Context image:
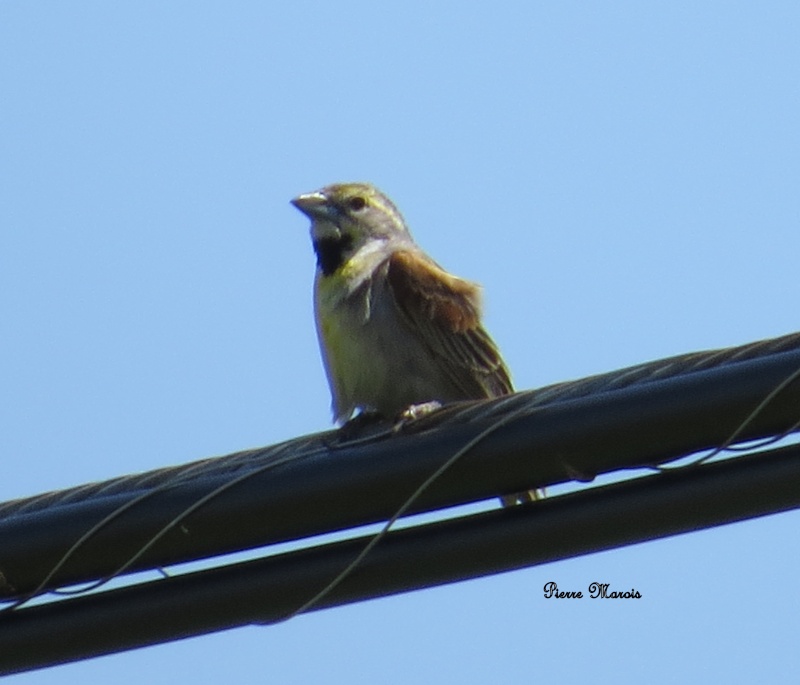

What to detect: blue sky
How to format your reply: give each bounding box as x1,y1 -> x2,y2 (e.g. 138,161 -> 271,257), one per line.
2,1 -> 799,681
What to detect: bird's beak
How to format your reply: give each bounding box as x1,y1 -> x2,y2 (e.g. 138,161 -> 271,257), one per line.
291,191 -> 332,220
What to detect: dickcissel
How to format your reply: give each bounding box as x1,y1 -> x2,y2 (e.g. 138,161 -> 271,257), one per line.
291,182 -> 513,425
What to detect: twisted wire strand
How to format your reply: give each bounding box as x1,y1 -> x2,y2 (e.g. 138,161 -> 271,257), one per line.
2,330 -> 799,522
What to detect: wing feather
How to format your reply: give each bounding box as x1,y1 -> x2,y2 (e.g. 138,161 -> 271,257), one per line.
386,249 -> 513,398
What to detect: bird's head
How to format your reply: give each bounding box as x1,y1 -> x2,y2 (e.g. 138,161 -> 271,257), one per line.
292,182 -> 411,276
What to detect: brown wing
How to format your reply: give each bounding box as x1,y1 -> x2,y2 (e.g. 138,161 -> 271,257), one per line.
386,249 -> 513,398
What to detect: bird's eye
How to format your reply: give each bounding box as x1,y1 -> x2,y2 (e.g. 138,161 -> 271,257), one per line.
348,196 -> 367,211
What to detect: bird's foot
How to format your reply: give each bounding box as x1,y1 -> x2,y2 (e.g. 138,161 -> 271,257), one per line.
393,401 -> 444,432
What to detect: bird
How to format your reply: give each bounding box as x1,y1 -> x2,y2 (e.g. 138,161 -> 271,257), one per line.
291,182 -> 513,426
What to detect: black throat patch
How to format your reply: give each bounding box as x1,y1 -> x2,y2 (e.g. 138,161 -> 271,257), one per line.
313,235 -> 353,276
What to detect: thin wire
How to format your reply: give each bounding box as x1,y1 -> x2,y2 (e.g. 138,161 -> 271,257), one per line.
272,402 -> 531,623
1,462 -> 210,612
652,363 -> 800,472
0,424 -> 401,612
